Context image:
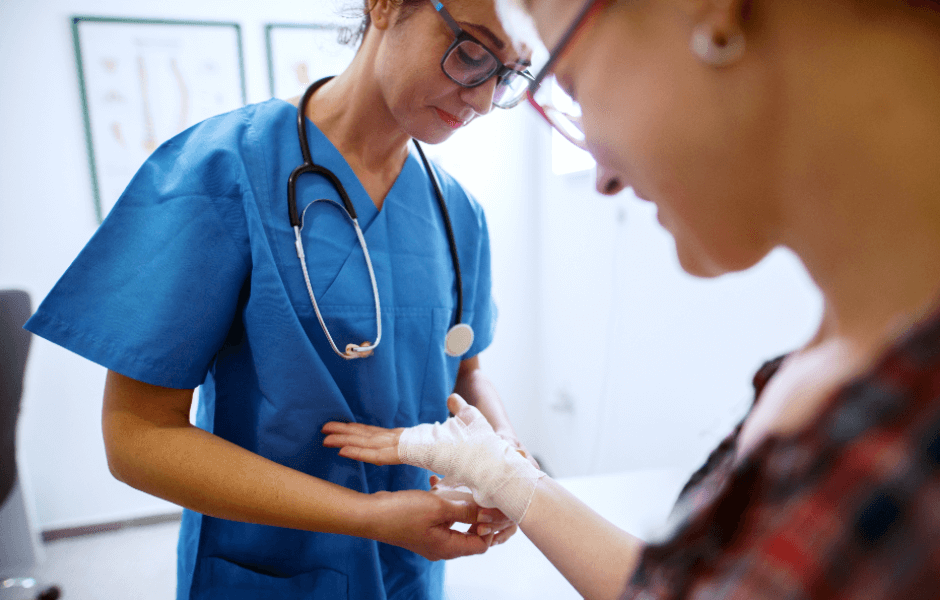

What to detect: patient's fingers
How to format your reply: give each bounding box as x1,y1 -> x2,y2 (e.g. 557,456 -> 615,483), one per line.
446,393 -> 468,414
322,423 -> 402,448
321,421 -> 403,437
322,430 -> 399,449
322,421 -> 403,465
336,445 -> 401,466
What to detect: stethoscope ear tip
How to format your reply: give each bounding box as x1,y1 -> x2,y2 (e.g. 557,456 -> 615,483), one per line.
444,324 -> 474,357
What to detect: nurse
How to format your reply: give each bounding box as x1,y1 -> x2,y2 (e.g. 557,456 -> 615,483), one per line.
25,0 -> 535,598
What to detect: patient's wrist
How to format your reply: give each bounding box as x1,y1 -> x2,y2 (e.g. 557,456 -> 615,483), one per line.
398,414 -> 545,523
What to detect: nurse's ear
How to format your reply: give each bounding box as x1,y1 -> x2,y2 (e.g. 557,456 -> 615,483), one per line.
368,0 -> 396,31
685,0 -> 752,67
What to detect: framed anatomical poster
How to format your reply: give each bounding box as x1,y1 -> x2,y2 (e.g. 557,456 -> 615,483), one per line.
265,23 -> 356,101
72,16 -> 246,221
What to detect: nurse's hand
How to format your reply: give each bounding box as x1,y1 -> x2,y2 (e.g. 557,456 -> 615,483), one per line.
429,475 -> 518,546
368,489 -> 491,560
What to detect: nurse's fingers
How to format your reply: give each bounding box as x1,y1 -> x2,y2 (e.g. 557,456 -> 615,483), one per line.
475,507 -> 513,539
491,522 -> 518,546
435,528 -> 491,559
476,507 -> 512,528
432,496 -> 492,557
439,494 -> 479,526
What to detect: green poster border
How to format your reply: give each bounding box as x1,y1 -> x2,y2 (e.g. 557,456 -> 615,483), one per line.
263,23 -> 348,99
71,16 -> 248,223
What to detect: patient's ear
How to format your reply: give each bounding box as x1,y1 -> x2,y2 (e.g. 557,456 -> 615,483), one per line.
683,0 -> 751,67
683,0 -> 751,37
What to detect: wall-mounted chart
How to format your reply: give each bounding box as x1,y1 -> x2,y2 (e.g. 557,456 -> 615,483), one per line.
72,17 -> 246,222
265,23 -> 357,100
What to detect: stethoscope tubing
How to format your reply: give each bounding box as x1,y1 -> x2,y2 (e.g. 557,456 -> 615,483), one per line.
412,140 -> 463,324
293,204 -> 382,359
289,77 -> 470,360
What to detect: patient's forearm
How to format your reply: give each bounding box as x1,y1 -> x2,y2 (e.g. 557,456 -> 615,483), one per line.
520,477 -> 644,600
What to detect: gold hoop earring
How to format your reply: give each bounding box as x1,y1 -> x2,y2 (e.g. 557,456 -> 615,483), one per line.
690,24 -> 745,67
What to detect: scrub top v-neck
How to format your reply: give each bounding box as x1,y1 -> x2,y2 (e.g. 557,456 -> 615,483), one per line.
25,98 -> 497,600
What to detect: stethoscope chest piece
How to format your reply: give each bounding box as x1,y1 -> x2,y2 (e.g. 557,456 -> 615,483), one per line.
444,323 -> 474,357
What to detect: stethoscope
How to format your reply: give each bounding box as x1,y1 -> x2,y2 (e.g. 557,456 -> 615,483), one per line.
288,77 -> 474,360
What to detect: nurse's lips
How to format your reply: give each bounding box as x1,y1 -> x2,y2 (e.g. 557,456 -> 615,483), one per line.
435,108 -> 466,129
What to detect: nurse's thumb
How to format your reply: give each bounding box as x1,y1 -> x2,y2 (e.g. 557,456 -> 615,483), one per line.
441,496 -> 476,525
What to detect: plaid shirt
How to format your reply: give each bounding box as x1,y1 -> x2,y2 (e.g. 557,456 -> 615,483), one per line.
624,308 -> 940,600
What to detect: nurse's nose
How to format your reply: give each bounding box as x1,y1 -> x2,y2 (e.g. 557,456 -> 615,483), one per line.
596,165 -> 626,196
459,77 -> 497,116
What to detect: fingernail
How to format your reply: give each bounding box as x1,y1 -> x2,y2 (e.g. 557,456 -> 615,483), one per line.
478,526 -> 491,536
477,514 -> 493,523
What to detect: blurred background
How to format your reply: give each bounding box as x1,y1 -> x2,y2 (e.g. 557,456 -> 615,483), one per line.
0,0 -> 822,596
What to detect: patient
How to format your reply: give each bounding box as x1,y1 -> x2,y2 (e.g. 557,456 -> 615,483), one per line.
324,0 -> 940,598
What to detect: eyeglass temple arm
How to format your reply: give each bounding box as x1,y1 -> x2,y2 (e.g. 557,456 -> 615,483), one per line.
526,90 -> 550,120
431,1 -> 462,36
531,0 -> 606,91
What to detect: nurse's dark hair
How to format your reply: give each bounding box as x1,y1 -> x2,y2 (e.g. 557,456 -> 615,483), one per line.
340,0 -> 428,46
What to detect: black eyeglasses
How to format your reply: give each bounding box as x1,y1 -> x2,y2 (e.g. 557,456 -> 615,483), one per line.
431,0 -> 534,109
527,0 -> 610,149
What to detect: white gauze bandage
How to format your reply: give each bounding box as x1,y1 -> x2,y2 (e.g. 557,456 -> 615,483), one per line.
398,403 -> 545,524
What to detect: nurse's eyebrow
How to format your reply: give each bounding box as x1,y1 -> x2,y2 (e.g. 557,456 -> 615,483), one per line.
463,22 -> 531,68
464,23 -> 506,51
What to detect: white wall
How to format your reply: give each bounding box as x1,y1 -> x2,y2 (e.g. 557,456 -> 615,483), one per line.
533,149 -> 824,478
430,111 -> 544,460
0,0 -> 540,530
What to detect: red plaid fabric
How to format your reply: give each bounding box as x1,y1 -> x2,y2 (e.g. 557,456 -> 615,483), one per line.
624,309 -> 940,599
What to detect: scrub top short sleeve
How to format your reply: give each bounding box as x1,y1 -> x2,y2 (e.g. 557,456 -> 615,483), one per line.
26,114 -> 254,389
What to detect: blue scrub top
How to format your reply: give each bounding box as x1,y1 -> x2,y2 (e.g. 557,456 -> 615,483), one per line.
26,99 -> 497,600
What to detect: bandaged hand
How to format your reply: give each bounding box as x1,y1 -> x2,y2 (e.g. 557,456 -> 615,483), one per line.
399,395 -> 544,523
322,395 -> 545,524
